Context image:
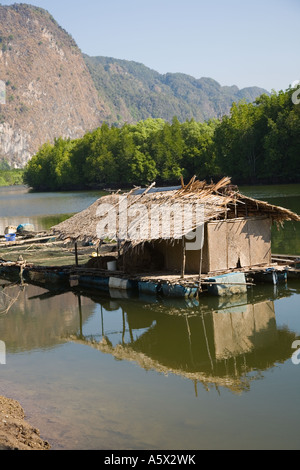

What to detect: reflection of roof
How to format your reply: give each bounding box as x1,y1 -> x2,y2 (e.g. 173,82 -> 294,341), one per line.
53,177 -> 300,244
68,335 -> 257,394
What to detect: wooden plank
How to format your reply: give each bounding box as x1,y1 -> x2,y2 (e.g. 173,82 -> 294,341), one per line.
201,281 -> 255,286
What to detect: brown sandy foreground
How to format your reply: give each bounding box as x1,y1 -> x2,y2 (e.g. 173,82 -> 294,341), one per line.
0,396 -> 50,450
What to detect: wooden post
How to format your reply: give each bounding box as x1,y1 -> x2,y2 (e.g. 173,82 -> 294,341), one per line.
97,240 -> 103,269
78,294 -> 83,338
198,248 -> 203,292
19,262 -> 25,286
101,305 -> 104,338
226,221 -> 229,270
181,237 -> 186,279
122,310 -> 126,345
198,228 -> 205,293
75,242 -> 79,267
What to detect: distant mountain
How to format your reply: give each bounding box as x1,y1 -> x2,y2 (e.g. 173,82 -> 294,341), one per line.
0,3 -> 269,168
84,55 -> 269,125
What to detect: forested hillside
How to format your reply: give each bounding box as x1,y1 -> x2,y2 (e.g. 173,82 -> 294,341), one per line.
23,87 -> 300,191
84,55 -> 268,125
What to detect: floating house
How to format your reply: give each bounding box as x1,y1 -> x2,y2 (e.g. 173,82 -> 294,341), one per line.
1,177 -> 299,299
53,177 -> 300,282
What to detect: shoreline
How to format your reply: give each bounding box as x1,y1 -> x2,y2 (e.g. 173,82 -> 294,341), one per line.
0,395 -> 50,450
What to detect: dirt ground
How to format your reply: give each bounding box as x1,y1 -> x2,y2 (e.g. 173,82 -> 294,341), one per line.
0,396 -> 50,450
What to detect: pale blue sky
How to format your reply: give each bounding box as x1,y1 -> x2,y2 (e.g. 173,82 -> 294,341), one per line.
1,0 -> 299,91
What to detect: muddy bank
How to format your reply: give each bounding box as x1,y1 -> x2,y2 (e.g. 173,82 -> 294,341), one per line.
0,396 -> 50,450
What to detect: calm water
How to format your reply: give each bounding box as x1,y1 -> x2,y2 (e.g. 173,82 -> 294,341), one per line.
0,185 -> 106,234
0,184 -> 299,450
240,184 -> 300,255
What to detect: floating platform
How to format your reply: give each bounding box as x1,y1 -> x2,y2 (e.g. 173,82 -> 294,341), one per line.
0,235 -> 298,298
0,254 -> 298,299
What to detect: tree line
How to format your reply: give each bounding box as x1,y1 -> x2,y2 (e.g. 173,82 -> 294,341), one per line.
0,159 -> 23,186
23,87 -> 300,191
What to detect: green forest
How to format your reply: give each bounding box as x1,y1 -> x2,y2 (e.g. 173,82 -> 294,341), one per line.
0,159 -> 23,186
83,55 -> 267,125
23,87 -> 300,191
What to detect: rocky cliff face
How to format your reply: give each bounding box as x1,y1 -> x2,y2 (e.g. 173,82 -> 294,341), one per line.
0,4 -> 109,167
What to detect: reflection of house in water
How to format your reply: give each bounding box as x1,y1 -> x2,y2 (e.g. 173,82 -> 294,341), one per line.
211,298 -> 278,360
1,276 -> 297,395
71,291 -> 296,395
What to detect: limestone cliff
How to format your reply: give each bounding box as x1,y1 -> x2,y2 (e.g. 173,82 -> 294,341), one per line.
0,4 -> 109,167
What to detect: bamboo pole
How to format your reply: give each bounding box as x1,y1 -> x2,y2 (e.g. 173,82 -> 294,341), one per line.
0,235 -> 55,248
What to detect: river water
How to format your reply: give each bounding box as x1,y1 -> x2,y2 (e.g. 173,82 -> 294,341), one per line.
0,184 -> 299,450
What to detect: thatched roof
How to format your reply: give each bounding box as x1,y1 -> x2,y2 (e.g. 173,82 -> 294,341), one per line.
52,177 -> 300,244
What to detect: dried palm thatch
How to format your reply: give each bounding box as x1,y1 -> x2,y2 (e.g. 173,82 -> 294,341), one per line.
52,177 -> 300,244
